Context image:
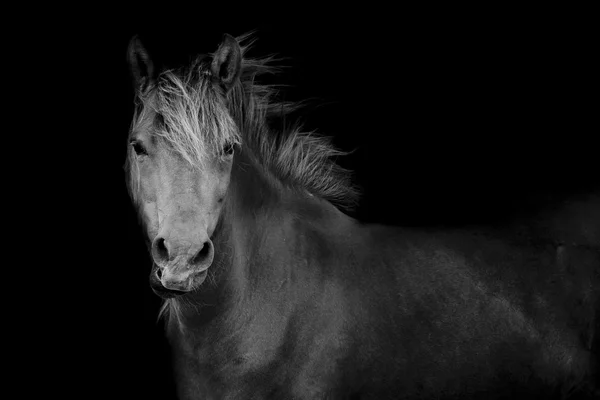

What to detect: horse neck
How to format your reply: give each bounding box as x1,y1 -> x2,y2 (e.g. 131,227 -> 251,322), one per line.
224,147 -> 293,291
223,146 -> 356,300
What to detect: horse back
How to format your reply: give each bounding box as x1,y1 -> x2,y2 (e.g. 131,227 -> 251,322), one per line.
343,223 -> 599,398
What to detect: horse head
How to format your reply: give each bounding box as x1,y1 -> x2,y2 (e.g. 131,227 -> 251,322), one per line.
126,34 -> 242,298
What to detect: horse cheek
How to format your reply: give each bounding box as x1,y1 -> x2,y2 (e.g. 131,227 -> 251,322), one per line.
138,166 -> 160,236
142,201 -> 159,237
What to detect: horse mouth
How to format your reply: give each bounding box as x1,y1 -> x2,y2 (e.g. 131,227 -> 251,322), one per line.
151,284 -> 187,299
149,266 -> 209,299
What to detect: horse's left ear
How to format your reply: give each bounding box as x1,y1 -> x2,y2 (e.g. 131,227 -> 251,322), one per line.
211,34 -> 242,92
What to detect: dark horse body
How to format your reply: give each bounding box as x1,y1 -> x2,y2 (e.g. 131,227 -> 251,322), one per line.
126,33 -> 599,399
168,175 -> 599,400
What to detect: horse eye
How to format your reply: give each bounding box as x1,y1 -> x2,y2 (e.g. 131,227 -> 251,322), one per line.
222,142 -> 235,156
130,139 -> 147,156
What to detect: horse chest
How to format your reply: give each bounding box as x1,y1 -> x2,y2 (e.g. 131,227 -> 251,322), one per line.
173,289 -> 352,398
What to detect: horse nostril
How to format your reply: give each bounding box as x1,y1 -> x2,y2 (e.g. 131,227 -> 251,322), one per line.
191,241 -> 213,266
153,237 -> 169,263
155,268 -> 162,279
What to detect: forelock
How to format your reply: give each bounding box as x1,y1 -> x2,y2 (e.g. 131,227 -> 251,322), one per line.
139,62 -> 241,167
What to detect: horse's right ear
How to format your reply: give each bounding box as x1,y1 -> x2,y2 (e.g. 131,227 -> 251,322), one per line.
127,36 -> 155,92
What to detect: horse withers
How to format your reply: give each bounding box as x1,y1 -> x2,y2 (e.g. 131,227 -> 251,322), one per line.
126,33 -> 599,399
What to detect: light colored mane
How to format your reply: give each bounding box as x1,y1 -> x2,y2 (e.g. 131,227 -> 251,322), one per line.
134,32 -> 359,210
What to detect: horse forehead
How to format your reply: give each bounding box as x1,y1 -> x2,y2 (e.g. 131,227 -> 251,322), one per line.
157,153 -> 201,189
132,93 -> 158,133
133,111 -> 154,134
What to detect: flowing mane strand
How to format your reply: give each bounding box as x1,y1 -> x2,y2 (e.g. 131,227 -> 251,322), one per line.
141,32 -> 360,211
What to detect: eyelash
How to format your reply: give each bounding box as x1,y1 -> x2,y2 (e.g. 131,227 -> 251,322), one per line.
130,139 -> 147,156
223,142 -> 235,156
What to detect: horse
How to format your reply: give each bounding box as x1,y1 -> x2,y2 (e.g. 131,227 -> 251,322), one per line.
125,32 -> 600,399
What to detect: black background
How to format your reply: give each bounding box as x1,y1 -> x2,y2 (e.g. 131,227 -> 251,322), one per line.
63,8 -> 597,399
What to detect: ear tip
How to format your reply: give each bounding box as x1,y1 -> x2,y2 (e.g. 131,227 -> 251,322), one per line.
129,34 -> 140,46
222,33 -> 238,45
128,35 -> 144,55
